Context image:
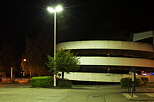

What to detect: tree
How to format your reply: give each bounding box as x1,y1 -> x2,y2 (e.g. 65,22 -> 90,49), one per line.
21,31 -> 52,76
0,42 -> 21,76
46,49 -> 80,82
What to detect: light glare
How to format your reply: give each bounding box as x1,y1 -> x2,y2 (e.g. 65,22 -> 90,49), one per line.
23,59 -> 26,62
47,7 -> 55,13
55,5 -> 63,12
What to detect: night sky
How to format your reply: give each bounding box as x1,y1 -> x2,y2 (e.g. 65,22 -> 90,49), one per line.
0,0 -> 154,68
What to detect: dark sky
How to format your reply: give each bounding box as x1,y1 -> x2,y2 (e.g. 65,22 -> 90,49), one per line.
0,0 -> 154,65
1,0 -> 154,40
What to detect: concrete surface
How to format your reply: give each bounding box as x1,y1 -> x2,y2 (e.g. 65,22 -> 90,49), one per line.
0,83 -> 154,102
0,85 -> 129,102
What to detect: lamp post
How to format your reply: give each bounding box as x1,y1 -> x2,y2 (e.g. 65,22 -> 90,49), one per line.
23,58 -> 31,78
47,5 -> 63,87
11,67 -> 13,82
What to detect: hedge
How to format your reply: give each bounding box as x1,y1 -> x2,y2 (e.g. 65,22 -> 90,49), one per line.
31,76 -> 53,88
120,77 -> 146,87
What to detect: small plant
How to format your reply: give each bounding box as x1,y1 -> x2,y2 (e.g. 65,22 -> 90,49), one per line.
140,77 -> 149,85
31,76 -> 53,88
135,77 -> 144,86
120,77 -> 132,87
120,77 -> 144,87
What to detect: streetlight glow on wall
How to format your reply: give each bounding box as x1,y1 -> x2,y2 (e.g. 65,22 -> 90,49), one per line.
47,5 -> 63,87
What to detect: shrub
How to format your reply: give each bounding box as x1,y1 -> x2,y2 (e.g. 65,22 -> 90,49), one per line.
31,76 -> 53,88
120,77 -> 132,87
140,77 -> 149,85
120,77 -> 144,87
135,77 -> 144,86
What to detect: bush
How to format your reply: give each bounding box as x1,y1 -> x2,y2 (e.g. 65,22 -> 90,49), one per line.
31,76 -> 53,88
58,80 -> 72,88
140,77 -> 149,85
120,77 -> 132,87
120,77 -> 144,87
135,77 -> 144,86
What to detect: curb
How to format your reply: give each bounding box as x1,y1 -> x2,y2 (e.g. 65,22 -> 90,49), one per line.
122,93 -> 154,101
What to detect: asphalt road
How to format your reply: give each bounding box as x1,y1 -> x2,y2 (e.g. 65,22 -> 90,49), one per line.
0,85 -> 146,102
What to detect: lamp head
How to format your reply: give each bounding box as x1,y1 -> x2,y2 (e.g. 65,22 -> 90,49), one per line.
47,5 -> 63,13
55,5 -> 63,12
47,7 -> 55,13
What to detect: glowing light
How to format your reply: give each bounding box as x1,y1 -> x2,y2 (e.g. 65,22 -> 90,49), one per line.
55,5 -> 63,12
151,73 -> 154,75
47,7 -> 55,13
23,59 -> 26,62
47,5 -> 63,13
142,73 -> 147,75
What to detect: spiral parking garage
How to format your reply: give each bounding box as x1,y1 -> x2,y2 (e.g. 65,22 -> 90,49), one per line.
57,40 -> 154,82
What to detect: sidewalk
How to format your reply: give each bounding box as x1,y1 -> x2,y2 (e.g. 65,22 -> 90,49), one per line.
122,83 -> 154,101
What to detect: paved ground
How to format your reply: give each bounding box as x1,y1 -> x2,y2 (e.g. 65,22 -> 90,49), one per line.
0,85 -> 130,102
121,83 -> 154,101
0,83 -> 154,102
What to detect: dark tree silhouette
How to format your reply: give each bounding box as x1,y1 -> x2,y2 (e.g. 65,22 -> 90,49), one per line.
21,31 -> 52,76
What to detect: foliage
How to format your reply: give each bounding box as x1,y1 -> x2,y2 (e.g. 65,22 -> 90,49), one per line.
135,77 -> 144,86
120,77 -> 132,87
0,43 -> 21,75
46,49 -> 80,81
120,77 -> 144,87
140,77 -> 149,85
31,76 -> 53,88
21,32 -> 51,76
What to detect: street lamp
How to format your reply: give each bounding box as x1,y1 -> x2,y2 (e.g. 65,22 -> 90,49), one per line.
47,5 -> 63,87
11,67 -> 13,82
23,58 -> 31,78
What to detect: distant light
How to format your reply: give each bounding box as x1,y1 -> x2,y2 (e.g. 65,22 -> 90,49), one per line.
55,5 -> 63,12
107,68 -> 110,70
23,59 -> 26,62
151,73 -> 154,75
142,73 -> 147,75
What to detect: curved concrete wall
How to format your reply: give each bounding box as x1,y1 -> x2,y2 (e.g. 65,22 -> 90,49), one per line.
57,40 -> 154,52
79,57 -> 154,68
63,72 -> 130,82
57,40 -> 154,82
63,72 -> 154,82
